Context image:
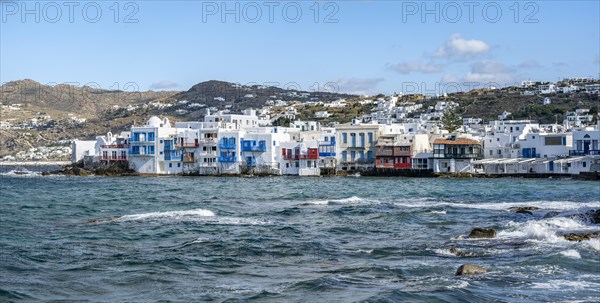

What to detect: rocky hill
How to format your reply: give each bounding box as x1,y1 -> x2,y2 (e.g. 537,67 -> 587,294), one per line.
1,79 -> 598,159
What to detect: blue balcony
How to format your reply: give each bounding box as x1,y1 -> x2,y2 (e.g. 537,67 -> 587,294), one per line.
164,150 -> 180,161
319,152 -> 336,157
569,150 -> 600,156
218,156 -> 237,162
219,138 -> 236,149
241,140 -> 266,152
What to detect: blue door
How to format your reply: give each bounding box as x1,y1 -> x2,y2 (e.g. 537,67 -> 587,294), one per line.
549,161 -> 554,172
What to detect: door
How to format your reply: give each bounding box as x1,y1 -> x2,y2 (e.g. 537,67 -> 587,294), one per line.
549,161 -> 554,172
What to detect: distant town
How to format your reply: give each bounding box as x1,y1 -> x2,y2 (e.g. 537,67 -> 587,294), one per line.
2,78 -> 599,178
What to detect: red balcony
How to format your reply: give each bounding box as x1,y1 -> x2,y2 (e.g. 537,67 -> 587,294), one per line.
100,156 -> 127,161
101,144 -> 125,149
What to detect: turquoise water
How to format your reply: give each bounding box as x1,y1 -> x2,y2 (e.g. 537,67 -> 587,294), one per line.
1,171 -> 599,302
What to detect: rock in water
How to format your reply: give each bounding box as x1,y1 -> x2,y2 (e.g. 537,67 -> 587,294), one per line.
508,206 -> 540,212
456,264 -> 486,276
587,209 -> 600,224
450,245 -> 466,257
516,210 -> 533,215
543,211 -> 561,219
468,227 -> 496,238
562,232 -> 600,242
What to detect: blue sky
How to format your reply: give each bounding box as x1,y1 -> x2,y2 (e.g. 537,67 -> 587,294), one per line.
1,1 -> 599,95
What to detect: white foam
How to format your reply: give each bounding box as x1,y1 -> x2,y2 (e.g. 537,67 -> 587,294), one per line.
531,279 -> 599,290
119,209 -> 215,221
209,217 -> 269,226
446,280 -> 469,289
498,217 -> 597,243
0,170 -> 42,176
390,199 -> 599,212
429,210 -> 447,215
303,196 -> 372,206
433,248 -> 456,257
585,239 -> 600,252
560,249 -> 581,259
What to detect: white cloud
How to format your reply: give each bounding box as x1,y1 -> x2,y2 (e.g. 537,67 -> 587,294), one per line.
150,80 -> 179,90
333,77 -> 384,95
388,60 -> 443,74
432,33 -> 491,59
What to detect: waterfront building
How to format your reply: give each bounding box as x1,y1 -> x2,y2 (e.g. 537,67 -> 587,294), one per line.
241,127 -> 290,174
71,140 -> 97,163
483,120 -> 539,159
279,140 -> 320,176
570,123 -> 600,156
128,116 -> 178,174
95,131 -> 130,164
433,137 -> 483,173
335,120 -> 382,171
519,132 -> 572,159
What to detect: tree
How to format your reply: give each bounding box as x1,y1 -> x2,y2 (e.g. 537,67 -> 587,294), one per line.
441,109 -> 463,133
272,116 -> 291,127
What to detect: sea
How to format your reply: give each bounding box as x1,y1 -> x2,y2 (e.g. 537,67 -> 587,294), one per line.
0,167 -> 599,302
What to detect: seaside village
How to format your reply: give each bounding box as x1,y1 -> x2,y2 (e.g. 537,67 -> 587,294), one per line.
70,90 -> 600,177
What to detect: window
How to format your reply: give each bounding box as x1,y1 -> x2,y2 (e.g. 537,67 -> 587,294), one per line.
148,132 -> 155,142
342,133 -> 348,144
350,133 -> 356,147
359,151 -> 364,160
177,163 -> 181,167
342,151 -> 347,161
169,163 -> 172,168
497,149 -> 502,155
367,151 -> 373,159
359,133 -> 365,147
489,150 -> 493,156
295,162 -> 299,168
368,133 -> 373,143
516,127 -> 520,131
544,136 -> 563,146
350,151 -> 356,160
583,162 -> 587,167
148,146 -> 155,155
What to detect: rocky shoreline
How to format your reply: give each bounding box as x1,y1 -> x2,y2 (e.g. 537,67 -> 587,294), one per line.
43,161 -> 138,177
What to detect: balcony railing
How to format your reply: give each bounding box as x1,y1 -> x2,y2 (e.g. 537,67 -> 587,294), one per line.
569,150 -> 600,156
183,156 -> 195,163
101,144 -> 125,149
435,153 -> 483,159
242,145 -> 267,152
282,154 -> 319,160
219,142 -> 236,149
100,156 -> 127,161
319,152 -> 336,157
218,156 -> 237,162
128,151 -> 154,156
177,142 -> 200,148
